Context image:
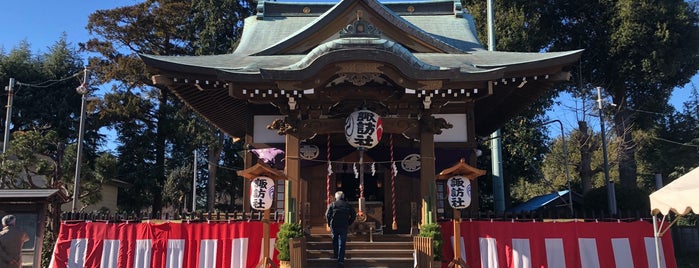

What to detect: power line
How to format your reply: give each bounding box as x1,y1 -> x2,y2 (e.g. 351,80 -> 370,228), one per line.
13,70 -> 84,90
651,136 -> 699,148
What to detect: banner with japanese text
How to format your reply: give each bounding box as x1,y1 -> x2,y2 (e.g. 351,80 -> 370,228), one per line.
49,221 -> 280,268
440,220 -> 676,268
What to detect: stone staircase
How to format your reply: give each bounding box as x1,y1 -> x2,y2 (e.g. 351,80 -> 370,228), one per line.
305,233 -> 414,268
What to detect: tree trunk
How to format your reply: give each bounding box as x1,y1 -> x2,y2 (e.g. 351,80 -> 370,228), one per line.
153,89 -> 168,213
613,105 -> 637,188
576,121 -> 595,193
207,145 -> 223,212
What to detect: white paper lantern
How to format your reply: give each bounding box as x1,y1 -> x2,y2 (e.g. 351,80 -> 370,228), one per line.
447,176 -> 471,209
250,176 -> 275,210
345,109 -> 383,149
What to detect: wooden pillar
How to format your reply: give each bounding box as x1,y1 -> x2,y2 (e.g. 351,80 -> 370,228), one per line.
285,134 -> 301,224
466,102 -> 479,214
243,134 -> 254,215
420,131 -> 436,225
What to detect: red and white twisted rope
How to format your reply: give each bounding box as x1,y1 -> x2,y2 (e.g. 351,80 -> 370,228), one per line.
390,134 -> 397,230
326,134 -> 331,205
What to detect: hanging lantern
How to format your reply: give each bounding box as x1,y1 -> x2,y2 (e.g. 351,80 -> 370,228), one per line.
447,175 -> 471,209
345,109 -> 383,149
250,176 -> 275,210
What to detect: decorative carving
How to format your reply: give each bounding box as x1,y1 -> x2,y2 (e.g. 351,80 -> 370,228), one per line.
339,18 -> 382,38
341,73 -> 380,86
420,115 -> 453,134
335,62 -> 383,73
267,116 -> 299,135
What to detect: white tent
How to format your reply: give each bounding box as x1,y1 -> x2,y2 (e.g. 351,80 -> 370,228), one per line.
649,167 -> 699,268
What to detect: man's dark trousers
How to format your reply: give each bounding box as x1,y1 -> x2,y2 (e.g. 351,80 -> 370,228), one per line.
331,227 -> 348,265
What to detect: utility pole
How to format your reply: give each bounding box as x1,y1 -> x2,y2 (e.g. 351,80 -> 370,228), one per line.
596,87 -> 617,216
72,68 -> 89,212
3,78 -> 15,153
487,0 -> 506,213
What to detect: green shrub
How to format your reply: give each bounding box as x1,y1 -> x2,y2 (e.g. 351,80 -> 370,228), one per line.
419,223 -> 443,261
275,222 -> 304,261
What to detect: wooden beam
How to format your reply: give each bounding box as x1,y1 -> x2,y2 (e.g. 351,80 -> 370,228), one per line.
297,118 -> 420,140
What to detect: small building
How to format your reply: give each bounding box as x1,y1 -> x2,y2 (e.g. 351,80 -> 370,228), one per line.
0,189 -> 68,268
60,178 -> 130,213
141,0 -> 582,233
509,190 -> 583,214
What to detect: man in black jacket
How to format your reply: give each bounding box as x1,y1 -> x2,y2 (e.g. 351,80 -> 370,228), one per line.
325,191 -> 356,267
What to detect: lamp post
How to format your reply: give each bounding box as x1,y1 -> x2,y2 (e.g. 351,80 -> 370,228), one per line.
596,87 -> 617,216
72,70 -> 89,212
543,120 -> 573,215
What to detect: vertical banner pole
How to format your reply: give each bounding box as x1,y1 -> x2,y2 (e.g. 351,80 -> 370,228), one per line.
448,209 -> 467,268
257,209 -> 277,268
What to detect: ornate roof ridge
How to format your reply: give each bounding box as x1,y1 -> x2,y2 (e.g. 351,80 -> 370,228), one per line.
257,0 -> 460,18
254,0 -> 464,55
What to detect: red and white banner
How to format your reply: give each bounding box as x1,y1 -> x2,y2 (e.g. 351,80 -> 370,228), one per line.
440,220 -> 676,268
49,221 -> 280,268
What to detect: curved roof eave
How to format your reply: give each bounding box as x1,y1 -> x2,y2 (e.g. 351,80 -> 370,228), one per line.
141,48 -> 582,78
470,49 -> 585,69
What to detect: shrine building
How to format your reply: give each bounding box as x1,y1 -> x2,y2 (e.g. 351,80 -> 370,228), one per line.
141,0 -> 582,234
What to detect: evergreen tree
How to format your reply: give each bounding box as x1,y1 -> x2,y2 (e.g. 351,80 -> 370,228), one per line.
637,85 -> 699,188
548,0 -> 699,188
83,0 -> 253,212
464,0 -> 565,208
0,38 -> 104,203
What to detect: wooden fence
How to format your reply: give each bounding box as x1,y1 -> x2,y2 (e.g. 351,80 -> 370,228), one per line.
414,236 -> 437,268
61,209 -> 653,223
60,209 -> 284,222
450,209 -> 653,222
289,236 -> 307,268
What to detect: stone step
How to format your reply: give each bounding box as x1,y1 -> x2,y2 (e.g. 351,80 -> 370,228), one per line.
304,234 -> 415,268
307,241 -> 414,251
307,245 -> 414,258
306,257 -> 414,268
307,233 -> 414,243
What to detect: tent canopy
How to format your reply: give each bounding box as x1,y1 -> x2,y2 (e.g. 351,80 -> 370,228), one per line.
649,167 -> 699,216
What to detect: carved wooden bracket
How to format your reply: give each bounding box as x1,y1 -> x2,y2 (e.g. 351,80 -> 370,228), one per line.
267,116 -> 299,135
420,115 -> 453,135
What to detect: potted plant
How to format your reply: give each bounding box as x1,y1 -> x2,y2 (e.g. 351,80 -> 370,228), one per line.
275,222 -> 304,268
419,223 -> 443,267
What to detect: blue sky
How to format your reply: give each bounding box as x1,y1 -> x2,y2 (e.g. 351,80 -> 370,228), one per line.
1,0 -> 696,138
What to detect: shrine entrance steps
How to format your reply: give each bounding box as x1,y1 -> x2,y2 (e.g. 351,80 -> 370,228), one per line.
305,233 -> 414,268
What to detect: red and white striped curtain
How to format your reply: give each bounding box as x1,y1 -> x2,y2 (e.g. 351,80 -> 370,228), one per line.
441,220 -> 676,268
50,221 -> 280,268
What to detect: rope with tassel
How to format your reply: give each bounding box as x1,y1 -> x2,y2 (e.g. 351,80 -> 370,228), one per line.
326,134 -> 332,232
391,134 -> 397,230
